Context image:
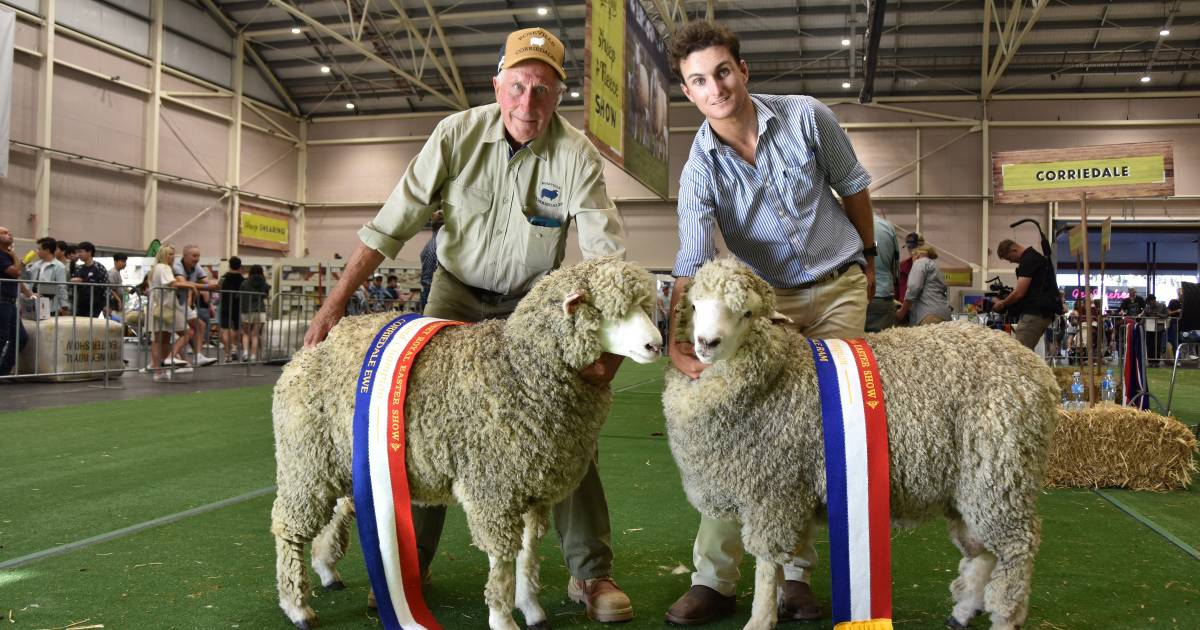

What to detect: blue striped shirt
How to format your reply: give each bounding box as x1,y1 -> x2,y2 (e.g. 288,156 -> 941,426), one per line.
673,94 -> 873,287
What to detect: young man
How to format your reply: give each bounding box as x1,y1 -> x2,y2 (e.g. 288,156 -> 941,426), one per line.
994,238 -> 1060,349
68,241 -> 109,318
665,20 -> 876,625
22,237 -> 69,316
108,252 -> 128,313
301,27 -> 633,623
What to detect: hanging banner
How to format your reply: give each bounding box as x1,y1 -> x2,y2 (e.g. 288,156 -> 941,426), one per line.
239,205 -> 291,252
584,0 -> 670,199
1100,217 -> 1112,254
585,0 -> 624,161
0,9 -> 15,178
991,142 -> 1173,204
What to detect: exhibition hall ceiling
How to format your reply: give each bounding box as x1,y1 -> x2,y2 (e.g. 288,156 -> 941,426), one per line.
204,0 -> 1199,115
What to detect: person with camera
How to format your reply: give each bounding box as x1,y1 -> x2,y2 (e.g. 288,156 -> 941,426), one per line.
994,238 -> 1060,349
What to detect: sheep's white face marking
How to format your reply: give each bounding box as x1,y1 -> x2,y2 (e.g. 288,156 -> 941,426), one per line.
691,295 -> 759,364
599,306 -> 663,364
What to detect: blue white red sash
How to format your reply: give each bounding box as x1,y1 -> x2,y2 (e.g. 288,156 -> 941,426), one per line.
808,338 -> 893,630
353,314 -> 462,630
1122,320 -> 1149,410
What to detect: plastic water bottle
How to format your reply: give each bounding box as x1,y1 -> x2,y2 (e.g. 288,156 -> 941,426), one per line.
1070,372 -> 1085,410
1101,368 -> 1116,403
1062,392 -> 1071,412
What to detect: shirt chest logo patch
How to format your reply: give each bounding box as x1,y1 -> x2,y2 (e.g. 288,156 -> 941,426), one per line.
537,182 -> 564,209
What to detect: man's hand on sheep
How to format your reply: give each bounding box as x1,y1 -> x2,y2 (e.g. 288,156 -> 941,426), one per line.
669,337 -> 709,380
579,352 -> 625,386
304,304 -> 342,347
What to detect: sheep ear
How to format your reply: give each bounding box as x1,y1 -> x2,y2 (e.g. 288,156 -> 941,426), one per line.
562,291 -> 587,315
769,311 -> 794,325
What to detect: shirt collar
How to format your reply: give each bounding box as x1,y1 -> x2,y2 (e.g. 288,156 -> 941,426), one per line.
700,94 -> 776,155
485,105 -> 553,161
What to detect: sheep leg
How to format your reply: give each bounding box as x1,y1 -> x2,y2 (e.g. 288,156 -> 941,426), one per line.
272,527 -> 318,630
311,497 -> 355,590
982,536 -> 1038,630
744,556 -> 781,630
515,506 -> 550,629
461,499 -> 523,630
947,518 -> 994,627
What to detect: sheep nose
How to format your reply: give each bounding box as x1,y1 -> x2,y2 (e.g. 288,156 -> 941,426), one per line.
697,336 -> 721,350
645,342 -> 662,354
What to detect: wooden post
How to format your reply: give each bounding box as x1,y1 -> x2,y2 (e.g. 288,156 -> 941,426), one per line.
1080,192 -> 1094,405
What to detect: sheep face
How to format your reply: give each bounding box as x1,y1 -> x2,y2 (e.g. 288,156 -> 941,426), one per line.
687,258 -> 778,364
597,304 -> 662,363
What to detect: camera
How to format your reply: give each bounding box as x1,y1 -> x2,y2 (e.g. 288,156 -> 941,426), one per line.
981,276 -> 1013,314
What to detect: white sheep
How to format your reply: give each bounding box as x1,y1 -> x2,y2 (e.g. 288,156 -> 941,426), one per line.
271,257 -> 662,630
663,258 -> 1059,630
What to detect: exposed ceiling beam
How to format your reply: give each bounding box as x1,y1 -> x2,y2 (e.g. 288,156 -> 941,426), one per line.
983,0 -> 1050,96
197,0 -> 301,117
245,6 -> 574,39
264,0 -> 464,111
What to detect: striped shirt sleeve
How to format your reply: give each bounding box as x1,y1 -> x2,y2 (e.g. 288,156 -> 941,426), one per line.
672,158 -> 718,278
807,97 -> 872,197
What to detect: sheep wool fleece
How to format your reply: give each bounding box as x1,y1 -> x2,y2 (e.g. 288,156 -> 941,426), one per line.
663,258 -> 1060,629
270,255 -> 655,627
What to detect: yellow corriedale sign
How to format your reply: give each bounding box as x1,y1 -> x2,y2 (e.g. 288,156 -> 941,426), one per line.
1002,156 -> 1165,191
588,0 -> 623,156
241,210 -> 289,245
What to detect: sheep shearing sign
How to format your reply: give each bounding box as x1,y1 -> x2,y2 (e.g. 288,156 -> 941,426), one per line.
353,314 -> 463,630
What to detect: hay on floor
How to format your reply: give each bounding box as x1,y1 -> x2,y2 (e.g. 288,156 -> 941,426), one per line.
1045,403 -> 1198,491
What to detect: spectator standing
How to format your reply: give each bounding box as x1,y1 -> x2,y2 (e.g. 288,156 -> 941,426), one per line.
866,214 -> 900,331
367,274 -> 389,311
218,257 -> 245,362
1119,288 -> 1146,316
21,237 -> 69,316
240,264 -> 269,362
896,231 -> 923,304
173,245 -> 218,366
385,275 -> 401,302
108,253 -> 128,313
0,226 -> 30,376
147,245 -> 193,381
896,245 -> 951,325
69,242 -> 109,318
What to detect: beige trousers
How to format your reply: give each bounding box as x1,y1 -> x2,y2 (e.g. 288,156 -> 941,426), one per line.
691,265 -> 868,595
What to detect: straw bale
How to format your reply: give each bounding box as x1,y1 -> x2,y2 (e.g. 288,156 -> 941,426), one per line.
1045,403 -> 1198,491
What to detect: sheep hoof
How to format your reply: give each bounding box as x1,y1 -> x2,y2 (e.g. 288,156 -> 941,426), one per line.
945,615 -> 970,629
322,580 -> 346,591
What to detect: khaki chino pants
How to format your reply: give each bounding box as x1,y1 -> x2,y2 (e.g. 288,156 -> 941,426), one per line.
691,265 -> 868,595
412,267 -> 615,580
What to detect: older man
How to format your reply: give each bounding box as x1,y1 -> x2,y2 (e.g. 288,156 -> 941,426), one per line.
174,245 -> 218,366
302,27 -> 633,623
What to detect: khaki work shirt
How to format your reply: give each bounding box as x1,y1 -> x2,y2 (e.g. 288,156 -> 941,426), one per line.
358,103 -> 626,295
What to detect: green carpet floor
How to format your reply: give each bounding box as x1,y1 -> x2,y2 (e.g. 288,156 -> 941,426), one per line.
2,364 -> 1197,629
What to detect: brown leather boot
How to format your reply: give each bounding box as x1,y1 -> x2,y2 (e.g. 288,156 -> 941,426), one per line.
665,585 -> 735,626
568,576 -> 635,623
778,580 -> 822,621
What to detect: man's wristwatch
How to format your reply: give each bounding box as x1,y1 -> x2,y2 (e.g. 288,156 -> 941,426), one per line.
862,244 -> 878,257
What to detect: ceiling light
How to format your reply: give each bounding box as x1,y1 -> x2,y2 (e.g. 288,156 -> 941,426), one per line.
570,90 -> 580,98
345,102 -> 356,109
1159,28 -> 1170,37
842,81 -> 852,89
841,38 -> 851,46
1140,75 -> 1151,83
290,27 -> 301,34
320,65 -> 331,73
537,7 -> 548,16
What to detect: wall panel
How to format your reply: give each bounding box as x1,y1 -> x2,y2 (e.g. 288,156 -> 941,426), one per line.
157,183 -> 226,255
49,160 -> 143,247
51,71 -> 146,165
